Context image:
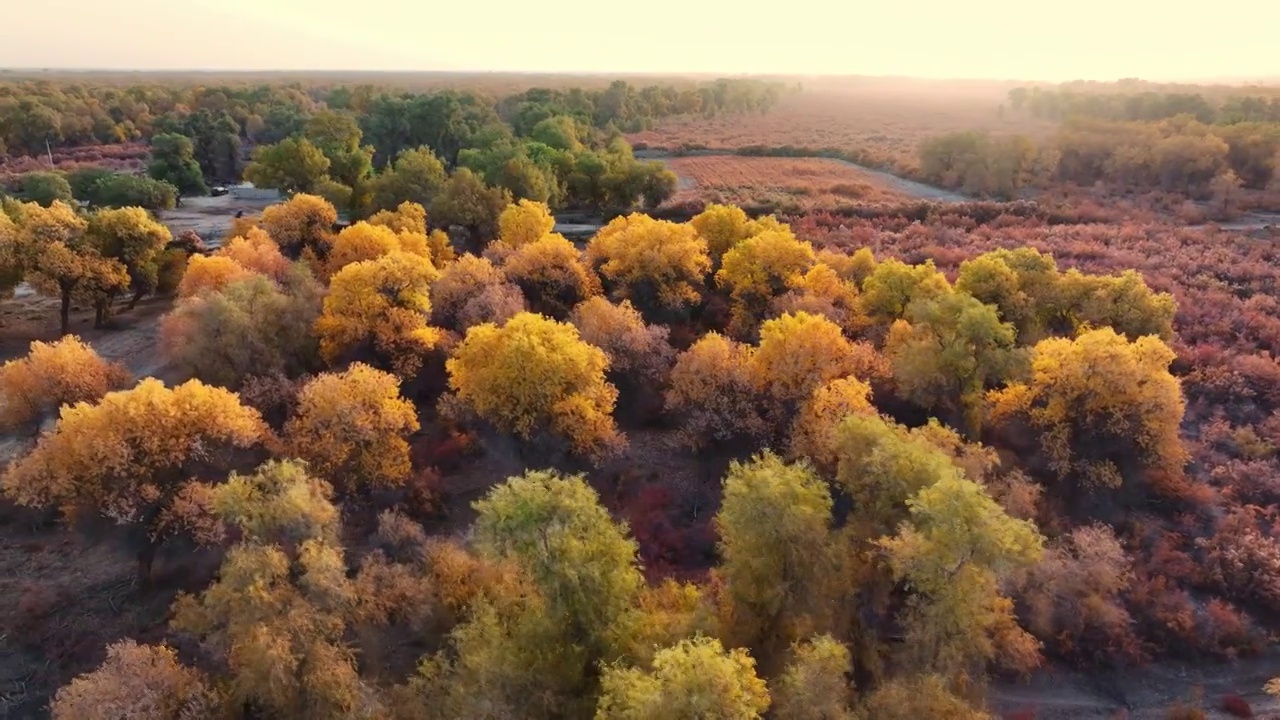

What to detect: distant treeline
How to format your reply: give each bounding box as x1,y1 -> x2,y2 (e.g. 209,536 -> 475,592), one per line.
0,77 -> 785,217
0,78 -> 785,162
1008,85 -> 1280,124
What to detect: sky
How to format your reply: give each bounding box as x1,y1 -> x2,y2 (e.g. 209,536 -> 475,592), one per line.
1,0 -> 1276,82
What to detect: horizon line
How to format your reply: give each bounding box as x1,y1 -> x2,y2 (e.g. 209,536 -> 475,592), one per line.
2,67 -> 1279,87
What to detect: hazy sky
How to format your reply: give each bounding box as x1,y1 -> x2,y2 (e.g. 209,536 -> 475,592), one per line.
1,0 -> 1276,82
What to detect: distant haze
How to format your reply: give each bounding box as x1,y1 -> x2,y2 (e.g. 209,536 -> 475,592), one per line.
2,0 -> 1276,83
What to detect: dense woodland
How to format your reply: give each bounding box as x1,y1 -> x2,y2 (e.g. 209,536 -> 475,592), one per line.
0,77 -> 783,217
914,84 -> 1280,208
2,74 -> 1280,719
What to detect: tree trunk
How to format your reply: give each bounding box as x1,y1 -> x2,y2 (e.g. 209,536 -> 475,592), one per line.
466,225 -> 484,255
94,302 -> 105,329
59,291 -> 72,336
136,541 -> 157,587
127,288 -> 145,310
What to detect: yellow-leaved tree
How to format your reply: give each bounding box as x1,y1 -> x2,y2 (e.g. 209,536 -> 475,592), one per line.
860,258 -> 951,326
752,311 -> 857,423
496,198 -> 556,248
446,312 -> 623,462
86,206 -> 172,320
1,378 -> 267,579
690,202 -> 754,265
716,229 -> 815,336
665,332 -> 767,450
586,214 -> 711,322
987,327 -> 1187,493
367,200 -> 455,265
771,635 -> 856,720
282,363 -> 420,494
11,200 -> 130,334
595,636 -> 771,720
0,335 -> 131,434
314,250 -> 443,377
502,233 -> 600,319
324,221 -> 412,276
172,459 -> 379,719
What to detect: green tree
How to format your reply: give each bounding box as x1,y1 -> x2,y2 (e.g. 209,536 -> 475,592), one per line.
244,136 -> 332,194
159,271 -> 322,389
367,146 -> 448,214
148,133 -> 209,196
88,175 -> 178,211
430,168 -> 511,250
880,474 -> 1044,678
172,460 -> 378,719
18,171 -> 73,207
861,258 -> 951,326
595,636 -> 770,720
885,290 -> 1022,435
715,453 -> 848,665
473,470 -> 644,663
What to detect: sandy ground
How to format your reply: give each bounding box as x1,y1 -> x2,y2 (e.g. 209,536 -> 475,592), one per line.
158,194 -> 280,247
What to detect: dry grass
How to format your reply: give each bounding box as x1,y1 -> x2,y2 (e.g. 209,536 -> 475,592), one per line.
631,85 -> 1055,173
665,155 -> 912,208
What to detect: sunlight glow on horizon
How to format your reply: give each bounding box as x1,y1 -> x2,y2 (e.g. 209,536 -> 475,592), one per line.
2,0 -> 1277,83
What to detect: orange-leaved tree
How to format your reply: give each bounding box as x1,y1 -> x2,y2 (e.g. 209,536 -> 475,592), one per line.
177,254 -> 258,298
258,193 -> 338,263
665,332 -> 767,450
282,363 -> 420,494
429,253 -> 526,333
1,378 -> 267,579
50,640 -> 221,720
501,233 -> 600,320
446,312 -> 623,462
0,335 -> 131,434
216,226 -> 292,284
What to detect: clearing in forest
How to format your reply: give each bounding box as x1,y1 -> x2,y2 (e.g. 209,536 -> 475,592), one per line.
665,155 -> 913,208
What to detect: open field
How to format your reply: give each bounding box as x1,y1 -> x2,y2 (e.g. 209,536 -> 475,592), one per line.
629,82 -> 1055,173
664,155 -> 914,207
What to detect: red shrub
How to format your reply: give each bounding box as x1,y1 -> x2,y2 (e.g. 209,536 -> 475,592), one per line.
1222,695 -> 1254,718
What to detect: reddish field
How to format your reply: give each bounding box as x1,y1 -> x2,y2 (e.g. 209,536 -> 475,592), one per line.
630,82 -> 1053,173
665,155 -> 912,208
